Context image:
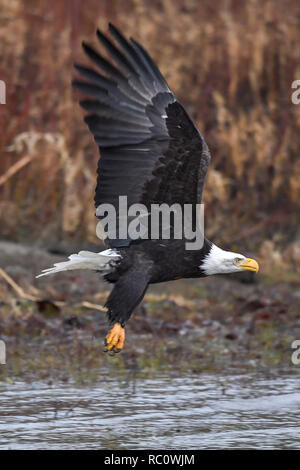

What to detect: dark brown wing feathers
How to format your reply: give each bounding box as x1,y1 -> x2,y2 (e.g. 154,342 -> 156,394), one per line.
73,24 -> 210,246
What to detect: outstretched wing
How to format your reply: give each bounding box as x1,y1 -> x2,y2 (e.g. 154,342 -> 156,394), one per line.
73,23 -> 210,246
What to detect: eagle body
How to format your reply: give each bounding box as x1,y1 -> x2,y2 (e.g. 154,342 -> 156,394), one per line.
105,238 -> 213,284
37,24 -> 259,353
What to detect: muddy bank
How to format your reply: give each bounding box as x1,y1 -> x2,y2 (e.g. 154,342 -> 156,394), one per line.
0,241 -> 300,383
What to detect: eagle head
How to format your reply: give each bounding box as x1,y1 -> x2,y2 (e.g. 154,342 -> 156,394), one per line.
201,244 -> 259,276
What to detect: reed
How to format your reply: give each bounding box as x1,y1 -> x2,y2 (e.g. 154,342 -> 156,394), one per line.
0,0 -> 299,271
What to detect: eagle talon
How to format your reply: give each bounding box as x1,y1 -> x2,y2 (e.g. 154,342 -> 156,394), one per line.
104,322 -> 125,354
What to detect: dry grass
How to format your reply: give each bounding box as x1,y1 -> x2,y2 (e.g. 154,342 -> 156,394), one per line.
0,0 -> 299,270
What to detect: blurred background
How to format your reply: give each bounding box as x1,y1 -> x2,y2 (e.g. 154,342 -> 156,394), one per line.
0,0 -> 299,274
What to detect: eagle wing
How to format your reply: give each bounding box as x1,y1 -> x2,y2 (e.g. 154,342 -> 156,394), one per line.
73,24 -> 210,246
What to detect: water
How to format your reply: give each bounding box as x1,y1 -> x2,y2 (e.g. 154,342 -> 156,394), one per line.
0,372 -> 299,449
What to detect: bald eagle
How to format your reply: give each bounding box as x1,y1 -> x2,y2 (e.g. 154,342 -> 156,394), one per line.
37,24 -> 259,354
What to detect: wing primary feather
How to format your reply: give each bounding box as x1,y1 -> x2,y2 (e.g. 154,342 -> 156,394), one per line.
74,65 -> 148,107
96,28 -> 150,98
108,23 -> 155,96
129,38 -> 170,93
79,100 -> 150,126
96,28 -> 136,75
84,114 -> 150,132
72,80 -> 146,115
82,41 -> 125,82
74,63 -> 118,88
81,42 -> 146,103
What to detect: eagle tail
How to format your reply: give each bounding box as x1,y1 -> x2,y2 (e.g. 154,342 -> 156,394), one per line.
36,249 -> 120,278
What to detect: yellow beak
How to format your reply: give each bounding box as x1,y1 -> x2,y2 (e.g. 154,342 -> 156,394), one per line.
237,258 -> 259,273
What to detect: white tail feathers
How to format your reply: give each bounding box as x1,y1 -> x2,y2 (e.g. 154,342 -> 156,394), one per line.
36,249 -> 121,278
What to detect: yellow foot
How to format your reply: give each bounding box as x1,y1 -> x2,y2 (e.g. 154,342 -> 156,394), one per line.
104,323 -> 125,354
